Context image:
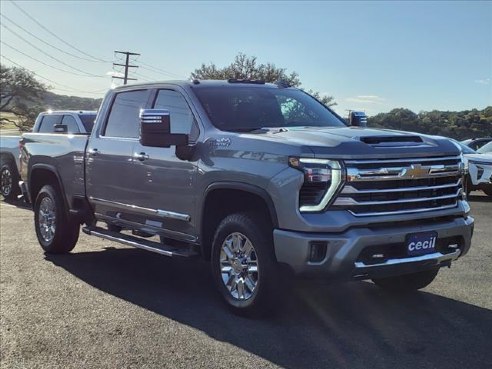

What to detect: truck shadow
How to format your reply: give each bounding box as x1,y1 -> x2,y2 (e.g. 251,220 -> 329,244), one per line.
46,248 -> 492,369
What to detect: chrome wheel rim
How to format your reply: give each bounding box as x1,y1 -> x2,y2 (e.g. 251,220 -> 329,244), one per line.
38,197 -> 56,243
1,168 -> 12,197
220,232 -> 259,300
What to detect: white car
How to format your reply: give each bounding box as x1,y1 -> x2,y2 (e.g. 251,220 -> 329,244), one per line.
460,141 -> 492,196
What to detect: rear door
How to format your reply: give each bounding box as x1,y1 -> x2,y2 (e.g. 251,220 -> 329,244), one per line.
85,89 -> 151,223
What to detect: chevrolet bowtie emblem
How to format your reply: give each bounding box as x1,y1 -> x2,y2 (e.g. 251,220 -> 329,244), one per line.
400,164 -> 431,178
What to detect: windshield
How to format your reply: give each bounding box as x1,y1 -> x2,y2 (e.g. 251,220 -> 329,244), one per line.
194,86 -> 345,131
477,141 -> 492,154
78,114 -> 97,133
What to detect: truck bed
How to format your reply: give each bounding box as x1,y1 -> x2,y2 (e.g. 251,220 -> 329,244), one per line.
20,133 -> 89,203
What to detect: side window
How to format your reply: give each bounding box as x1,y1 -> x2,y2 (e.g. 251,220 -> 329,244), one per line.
104,90 -> 150,138
38,115 -> 62,133
61,115 -> 80,133
153,89 -> 198,139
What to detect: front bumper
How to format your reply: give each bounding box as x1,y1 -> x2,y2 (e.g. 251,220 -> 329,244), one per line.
273,216 -> 474,279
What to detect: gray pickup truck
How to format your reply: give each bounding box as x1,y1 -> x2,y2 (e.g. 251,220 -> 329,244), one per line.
20,80 -> 474,316
1,110 -> 96,201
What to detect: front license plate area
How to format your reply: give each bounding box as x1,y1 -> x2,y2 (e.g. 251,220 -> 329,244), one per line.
406,231 -> 438,256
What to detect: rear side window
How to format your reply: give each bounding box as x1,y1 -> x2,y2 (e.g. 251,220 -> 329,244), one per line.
38,115 -> 62,133
104,90 -> 150,138
61,115 -> 80,133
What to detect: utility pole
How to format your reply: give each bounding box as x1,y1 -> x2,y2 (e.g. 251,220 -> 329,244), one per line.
112,51 -> 140,85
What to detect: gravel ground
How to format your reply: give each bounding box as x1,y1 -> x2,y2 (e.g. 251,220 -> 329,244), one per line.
1,193 -> 491,369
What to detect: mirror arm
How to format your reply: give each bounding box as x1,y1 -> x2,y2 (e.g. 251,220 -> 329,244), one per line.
175,144 -> 196,161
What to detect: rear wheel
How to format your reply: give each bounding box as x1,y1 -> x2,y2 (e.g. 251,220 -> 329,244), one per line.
211,213 -> 284,317
372,268 -> 439,292
0,160 -> 20,201
34,184 -> 79,254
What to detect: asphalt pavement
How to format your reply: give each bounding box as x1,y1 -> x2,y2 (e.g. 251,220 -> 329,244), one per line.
0,193 -> 491,369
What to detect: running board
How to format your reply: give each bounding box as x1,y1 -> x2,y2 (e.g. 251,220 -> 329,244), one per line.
82,226 -> 199,258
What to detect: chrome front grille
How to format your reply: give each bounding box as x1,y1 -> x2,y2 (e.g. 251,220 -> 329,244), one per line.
333,155 -> 463,216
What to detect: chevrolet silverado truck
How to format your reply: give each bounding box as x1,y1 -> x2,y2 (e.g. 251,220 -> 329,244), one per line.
19,80 -> 474,316
1,110 -> 96,200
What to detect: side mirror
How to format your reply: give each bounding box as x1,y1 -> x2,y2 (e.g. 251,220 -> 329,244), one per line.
54,124 -> 68,133
139,109 -> 188,148
349,111 -> 367,127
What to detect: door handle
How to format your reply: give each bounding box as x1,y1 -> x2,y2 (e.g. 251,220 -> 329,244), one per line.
89,148 -> 98,156
134,152 -> 149,161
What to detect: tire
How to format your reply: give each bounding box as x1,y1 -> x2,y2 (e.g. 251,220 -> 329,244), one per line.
211,212 -> 284,317
34,184 -> 79,254
372,268 -> 439,293
0,160 -> 20,201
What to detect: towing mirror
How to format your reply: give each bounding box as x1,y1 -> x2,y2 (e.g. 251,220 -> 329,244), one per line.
139,109 -> 188,148
349,111 -> 368,127
54,124 -> 68,133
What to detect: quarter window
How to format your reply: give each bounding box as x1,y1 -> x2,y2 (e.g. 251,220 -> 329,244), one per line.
104,90 -> 150,138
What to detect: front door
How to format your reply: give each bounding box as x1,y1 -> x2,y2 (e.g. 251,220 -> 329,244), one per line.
131,88 -> 199,241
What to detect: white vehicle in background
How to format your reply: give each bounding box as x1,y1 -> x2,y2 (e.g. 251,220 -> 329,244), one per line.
459,141 -> 492,196
0,110 -> 96,201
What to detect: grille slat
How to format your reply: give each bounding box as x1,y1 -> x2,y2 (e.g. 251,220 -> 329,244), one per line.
334,155 -> 463,216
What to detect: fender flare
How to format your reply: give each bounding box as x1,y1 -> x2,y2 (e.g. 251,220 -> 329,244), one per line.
202,182 -> 278,228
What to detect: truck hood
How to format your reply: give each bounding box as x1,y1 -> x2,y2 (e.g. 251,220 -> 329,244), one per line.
242,126 -> 460,159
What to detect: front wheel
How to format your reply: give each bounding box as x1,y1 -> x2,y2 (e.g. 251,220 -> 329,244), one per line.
34,184 -> 79,254
372,268 -> 439,292
211,213 -> 284,317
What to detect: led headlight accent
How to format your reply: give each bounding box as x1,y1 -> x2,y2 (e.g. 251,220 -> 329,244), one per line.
289,157 -> 343,212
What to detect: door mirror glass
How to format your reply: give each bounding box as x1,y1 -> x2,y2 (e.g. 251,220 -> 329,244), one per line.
139,109 -> 188,148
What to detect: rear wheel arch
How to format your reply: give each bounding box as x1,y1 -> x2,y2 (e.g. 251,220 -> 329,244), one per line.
29,165 -> 67,209
200,183 -> 278,260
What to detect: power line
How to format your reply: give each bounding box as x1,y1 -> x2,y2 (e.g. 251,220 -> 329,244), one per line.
1,40 -> 98,77
1,23 -> 106,78
139,62 -> 184,78
8,1 -> 184,80
0,55 -> 107,96
10,0 -> 110,63
0,12 -> 105,63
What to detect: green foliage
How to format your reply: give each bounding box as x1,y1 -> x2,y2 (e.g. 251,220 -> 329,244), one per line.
191,53 -> 336,107
42,91 -> 102,111
1,63 -> 47,131
368,107 -> 492,140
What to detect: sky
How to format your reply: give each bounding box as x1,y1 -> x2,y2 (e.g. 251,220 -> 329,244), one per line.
0,0 -> 491,117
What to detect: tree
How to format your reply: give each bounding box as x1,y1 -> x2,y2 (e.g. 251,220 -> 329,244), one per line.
190,53 -> 336,107
1,64 -> 48,131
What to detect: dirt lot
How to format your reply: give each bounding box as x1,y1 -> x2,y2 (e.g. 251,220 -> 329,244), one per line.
0,194 -> 491,369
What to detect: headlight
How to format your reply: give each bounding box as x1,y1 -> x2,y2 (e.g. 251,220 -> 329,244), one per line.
289,157 -> 343,212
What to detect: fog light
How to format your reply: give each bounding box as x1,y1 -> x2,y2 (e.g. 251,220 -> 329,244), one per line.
309,242 -> 327,262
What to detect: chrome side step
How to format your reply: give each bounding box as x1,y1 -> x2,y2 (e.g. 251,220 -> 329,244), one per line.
82,226 -> 199,258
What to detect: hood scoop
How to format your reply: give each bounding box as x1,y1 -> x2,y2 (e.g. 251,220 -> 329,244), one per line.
359,135 -> 424,148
